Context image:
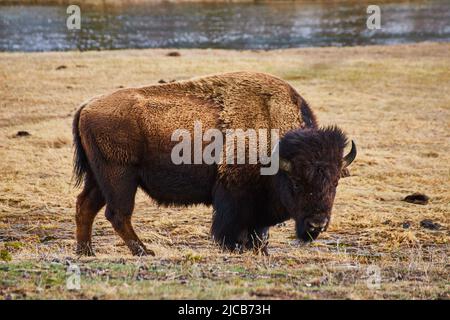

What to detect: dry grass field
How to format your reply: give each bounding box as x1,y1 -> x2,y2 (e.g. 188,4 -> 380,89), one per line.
0,42 -> 449,299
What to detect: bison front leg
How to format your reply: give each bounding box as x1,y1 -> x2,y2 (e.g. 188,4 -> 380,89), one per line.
211,223 -> 249,253
211,183 -> 253,252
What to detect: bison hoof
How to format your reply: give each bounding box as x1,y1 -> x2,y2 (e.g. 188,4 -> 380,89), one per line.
76,243 -> 95,256
226,243 -> 242,254
217,242 -> 242,254
133,248 -> 155,256
128,241 -> 155,256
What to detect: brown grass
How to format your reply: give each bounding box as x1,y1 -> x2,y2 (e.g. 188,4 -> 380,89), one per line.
0,42 -> 449,299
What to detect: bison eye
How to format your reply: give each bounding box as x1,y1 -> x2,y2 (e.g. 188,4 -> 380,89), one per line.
291,180 -> 302,192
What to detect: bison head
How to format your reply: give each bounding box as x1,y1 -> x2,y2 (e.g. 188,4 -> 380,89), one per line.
276,126 -> 356,242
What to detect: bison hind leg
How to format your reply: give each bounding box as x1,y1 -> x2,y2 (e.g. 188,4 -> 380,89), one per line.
94,163 -> 154,256
105,206 -> 154,256
76,172 -> 105,256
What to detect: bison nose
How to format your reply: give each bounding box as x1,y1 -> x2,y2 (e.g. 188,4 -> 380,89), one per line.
307,218 -> 329,233
296,217 -> 329,242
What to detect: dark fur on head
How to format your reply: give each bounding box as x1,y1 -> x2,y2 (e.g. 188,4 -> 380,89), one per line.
277,126 -> 349,241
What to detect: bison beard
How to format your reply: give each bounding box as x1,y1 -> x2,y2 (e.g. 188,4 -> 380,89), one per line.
72,71 -> 356,256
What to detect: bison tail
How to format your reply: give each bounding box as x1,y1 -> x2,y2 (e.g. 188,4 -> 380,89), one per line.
72,104 -> 90,187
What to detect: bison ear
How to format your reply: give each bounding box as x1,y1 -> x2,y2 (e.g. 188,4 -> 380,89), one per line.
279,158 -> 292,173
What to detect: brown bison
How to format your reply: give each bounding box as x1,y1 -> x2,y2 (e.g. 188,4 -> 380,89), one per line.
73,71 -> 356,256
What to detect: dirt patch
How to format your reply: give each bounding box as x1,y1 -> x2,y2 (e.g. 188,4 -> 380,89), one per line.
420,219 -> 442,230
403,193 -> 430,205
14,131 -> 31,137
166,51 -> 181,57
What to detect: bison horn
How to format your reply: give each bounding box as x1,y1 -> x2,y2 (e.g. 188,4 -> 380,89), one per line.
279,158 -> 292,172
343,140 -> 357,168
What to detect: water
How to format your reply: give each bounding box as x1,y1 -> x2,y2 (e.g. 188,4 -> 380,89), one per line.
0,1 -> 449,51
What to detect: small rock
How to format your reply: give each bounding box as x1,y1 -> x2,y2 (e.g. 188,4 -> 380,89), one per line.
55,65 -> 67,70
159,79 -> 176,83
403,193 -> 429,205
16,131 -> 31,137
166,51 -> 181,57
422,152 -> 439,158
402,221 -> 411,229
420,219 -> 441,230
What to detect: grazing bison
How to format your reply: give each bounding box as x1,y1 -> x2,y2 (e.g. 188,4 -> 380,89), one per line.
73,71 -> 356,256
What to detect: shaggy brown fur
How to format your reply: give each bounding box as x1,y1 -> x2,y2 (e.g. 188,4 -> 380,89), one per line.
73,72 -> 354,256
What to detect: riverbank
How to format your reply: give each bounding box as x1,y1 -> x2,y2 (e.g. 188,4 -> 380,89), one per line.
0,42 -> 449,299
1,0 -> 309,6
0,0 -> 411,6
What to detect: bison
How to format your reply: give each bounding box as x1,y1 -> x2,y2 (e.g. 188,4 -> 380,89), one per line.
73,71 -> 356,256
